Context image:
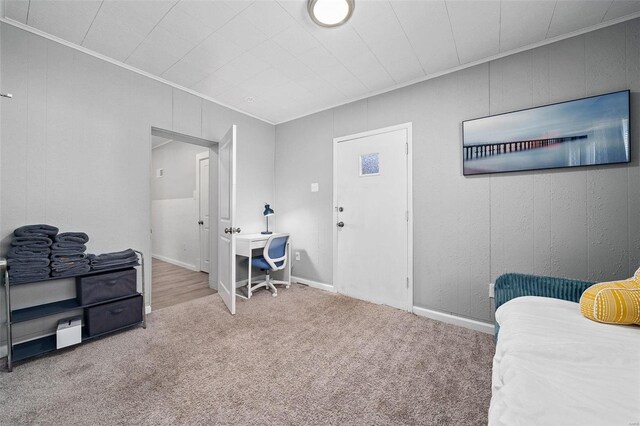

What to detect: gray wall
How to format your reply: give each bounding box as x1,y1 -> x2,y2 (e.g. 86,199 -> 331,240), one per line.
0,22 -> 275,347
152,141 -> 209,201
275,19 -> 640,323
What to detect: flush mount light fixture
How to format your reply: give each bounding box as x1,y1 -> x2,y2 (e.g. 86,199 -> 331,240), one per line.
308,0 -> 354,28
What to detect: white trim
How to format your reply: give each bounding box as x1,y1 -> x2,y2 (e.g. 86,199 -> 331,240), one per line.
292,276 -> 336,293
277,11 -> 640,125
0,17 -> 274,126
333,123 -> 414,312
413,306 -> 494,335
151,254 -> 197,271
406,124 -> 414,313
196,151 -> 210,273
151,139 -> 173,150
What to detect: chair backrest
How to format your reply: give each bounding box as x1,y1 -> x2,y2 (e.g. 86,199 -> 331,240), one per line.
263,234 -> 290,271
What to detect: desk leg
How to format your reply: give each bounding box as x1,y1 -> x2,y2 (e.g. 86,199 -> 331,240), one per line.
286,242 -> 291,287
247,251 -> 252,299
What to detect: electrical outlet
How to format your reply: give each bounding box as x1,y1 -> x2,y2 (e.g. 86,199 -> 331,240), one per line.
295,252 -> 301,261
489,283 -> 495,299
311,183 -> 319,192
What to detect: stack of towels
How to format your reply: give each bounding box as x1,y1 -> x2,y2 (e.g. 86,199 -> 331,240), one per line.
6,224 -> 58,283
88,249 -> 139,271
50,232 -> 91,277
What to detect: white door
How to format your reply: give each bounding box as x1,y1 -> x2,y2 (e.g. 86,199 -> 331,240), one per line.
218,125 -> 237,314
197,153 -> 210,273
334,124 -> 412,311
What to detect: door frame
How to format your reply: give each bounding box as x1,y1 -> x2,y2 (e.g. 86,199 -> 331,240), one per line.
195,151 -> 210,273
332,122 -> 414,312
148,127 -> 219,312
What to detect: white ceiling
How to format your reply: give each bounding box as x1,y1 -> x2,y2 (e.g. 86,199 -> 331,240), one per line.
4,0 -> 640,124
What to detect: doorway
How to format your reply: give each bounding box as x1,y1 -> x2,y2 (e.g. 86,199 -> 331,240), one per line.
150,128 -> 218,311
333,123 -> 413,311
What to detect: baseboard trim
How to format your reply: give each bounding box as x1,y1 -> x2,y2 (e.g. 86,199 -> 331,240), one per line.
152,254 -> 197,271
412,306 -> 494,335
292,276 -> 335,293
145,305 -> 152,314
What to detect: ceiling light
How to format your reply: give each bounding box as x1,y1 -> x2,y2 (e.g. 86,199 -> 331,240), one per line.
308,0 -> 354,28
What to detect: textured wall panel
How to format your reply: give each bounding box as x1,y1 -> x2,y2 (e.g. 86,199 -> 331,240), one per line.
275,18 -> 640,323
626,21 -> 640,274
585,24 -> 630,280
172,89 -> 202,138
489,53 -> 535,282
0,23 -> 275,346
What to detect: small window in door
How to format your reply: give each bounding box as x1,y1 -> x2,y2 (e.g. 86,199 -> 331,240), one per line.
360,153 -> 380,176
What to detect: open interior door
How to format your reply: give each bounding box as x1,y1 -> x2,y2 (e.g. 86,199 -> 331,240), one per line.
218,125 -> 237,314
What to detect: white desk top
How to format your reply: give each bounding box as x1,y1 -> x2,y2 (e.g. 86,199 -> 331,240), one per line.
235,232 -> 287,241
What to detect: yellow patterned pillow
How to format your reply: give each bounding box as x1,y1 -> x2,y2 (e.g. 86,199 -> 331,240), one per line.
580,270 -> 640,325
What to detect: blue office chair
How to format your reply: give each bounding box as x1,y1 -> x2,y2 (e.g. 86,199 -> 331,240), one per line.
249,234 -> 290,297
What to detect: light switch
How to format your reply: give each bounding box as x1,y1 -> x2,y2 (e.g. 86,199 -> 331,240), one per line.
311,182 -> 319,192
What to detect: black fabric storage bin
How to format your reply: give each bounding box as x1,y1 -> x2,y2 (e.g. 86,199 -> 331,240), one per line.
76,268 -> 137,305
85,295 -> 142,337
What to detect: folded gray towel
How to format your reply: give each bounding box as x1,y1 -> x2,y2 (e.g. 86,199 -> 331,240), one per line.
11,236 -> 52,248
9,267 -> 51,283
52,242 -> 87,252
51,264 -> 91,277
51,259 -> 90,272
7,246 -> 51,258
51,253 -> 87,262
8,258 -> 50,268
55,232 -> 89,244
90,260 -> 139,271
86,249 -> 138,271
88,249 -> 137,263
14,224 -> 59,238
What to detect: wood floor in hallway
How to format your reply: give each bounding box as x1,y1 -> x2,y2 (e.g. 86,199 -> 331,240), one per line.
151,258 -> 216,311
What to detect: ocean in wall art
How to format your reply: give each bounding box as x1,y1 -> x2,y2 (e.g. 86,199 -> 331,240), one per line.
462,90 -> 630,175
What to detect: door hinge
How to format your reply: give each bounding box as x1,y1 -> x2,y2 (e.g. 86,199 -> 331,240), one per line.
405,210 -> 409,222
405,142 -> 408,155
406,277 -> 409,288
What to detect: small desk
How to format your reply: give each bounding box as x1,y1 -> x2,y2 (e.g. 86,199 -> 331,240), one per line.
235,233 -> 291,299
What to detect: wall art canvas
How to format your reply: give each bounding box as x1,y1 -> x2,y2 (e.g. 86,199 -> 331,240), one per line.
462,90 -> 630,175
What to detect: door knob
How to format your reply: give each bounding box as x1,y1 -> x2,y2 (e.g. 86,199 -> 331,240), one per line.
198,220 -> 204,225
233,227 -> 241,234
337,221 -> 344,228
224,227 -> 231,234
338,207 -> 344,212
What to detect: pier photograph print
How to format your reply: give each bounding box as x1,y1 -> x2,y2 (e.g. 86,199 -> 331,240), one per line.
462,90 -> 630,175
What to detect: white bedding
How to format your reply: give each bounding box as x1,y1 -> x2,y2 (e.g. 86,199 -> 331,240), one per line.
489,296 -> 640,426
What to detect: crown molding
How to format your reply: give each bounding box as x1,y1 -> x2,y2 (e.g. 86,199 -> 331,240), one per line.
0,17 -> 276,126
276,11 -> 640,125
2,10 -> 639,127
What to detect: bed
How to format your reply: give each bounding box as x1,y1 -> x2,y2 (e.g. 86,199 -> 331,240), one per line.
489,294 -> 640,425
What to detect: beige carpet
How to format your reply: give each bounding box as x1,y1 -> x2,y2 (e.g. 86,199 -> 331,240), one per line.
0,285 -> 495,425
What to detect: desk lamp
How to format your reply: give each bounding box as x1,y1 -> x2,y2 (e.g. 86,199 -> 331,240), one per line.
262,203 -> 274,234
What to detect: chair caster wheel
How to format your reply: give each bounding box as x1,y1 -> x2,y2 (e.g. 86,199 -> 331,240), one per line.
286,285 -> 290,289
272,293 -> 277,297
